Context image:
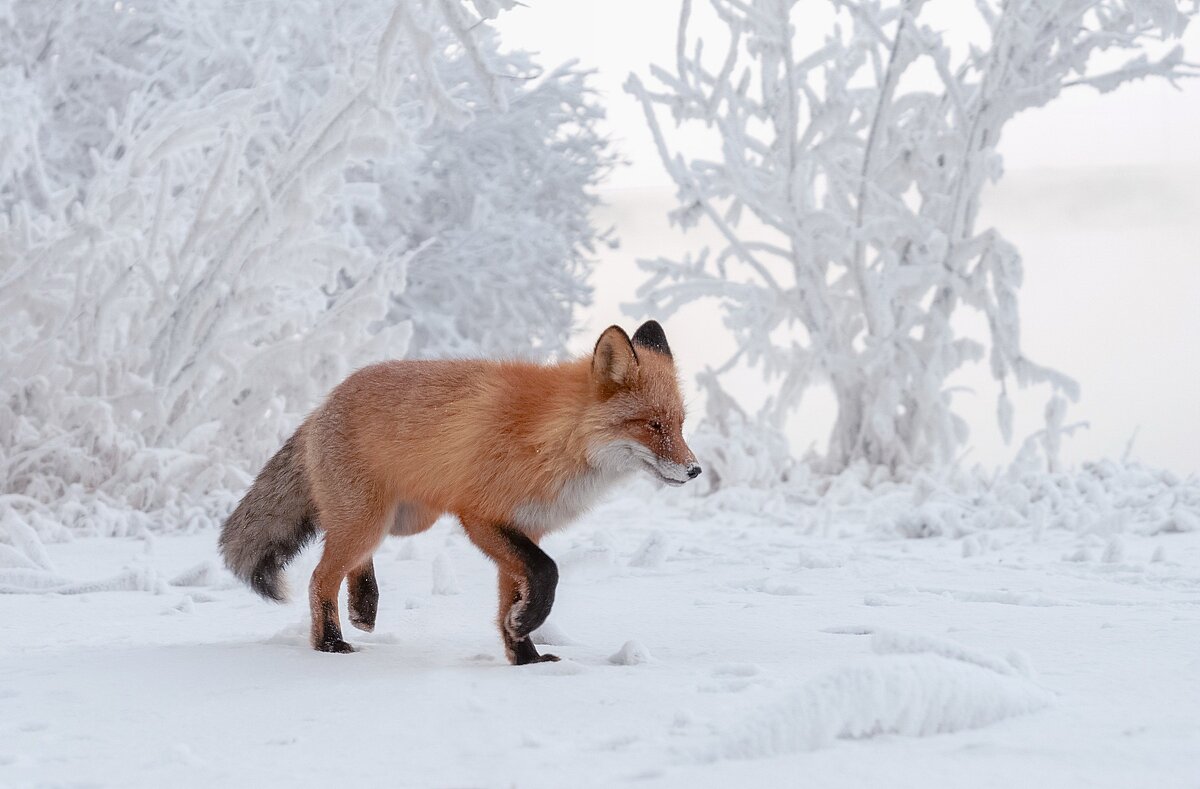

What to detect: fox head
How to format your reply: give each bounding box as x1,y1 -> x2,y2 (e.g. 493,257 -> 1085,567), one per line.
585,321 -> 701,486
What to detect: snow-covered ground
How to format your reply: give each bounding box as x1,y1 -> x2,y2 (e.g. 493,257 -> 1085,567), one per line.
4,468 -> 1199,788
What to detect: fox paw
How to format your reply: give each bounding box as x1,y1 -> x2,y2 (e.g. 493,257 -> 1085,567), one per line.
315,638 -> 356,654
507,635 -> 559,665
349,611 -> 376,633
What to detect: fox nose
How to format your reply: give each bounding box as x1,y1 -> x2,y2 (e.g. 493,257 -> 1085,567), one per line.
686,463 -> 702,479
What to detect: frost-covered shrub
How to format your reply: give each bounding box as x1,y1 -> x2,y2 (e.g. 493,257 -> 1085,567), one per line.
0,0 -> 610,567
628,0 -> 1197,477
666,439 -> 1200,550
380,49 -> 614,358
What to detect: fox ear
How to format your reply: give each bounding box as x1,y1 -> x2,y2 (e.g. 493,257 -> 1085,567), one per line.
592,325 -> 638,388
631,320 -> 672,359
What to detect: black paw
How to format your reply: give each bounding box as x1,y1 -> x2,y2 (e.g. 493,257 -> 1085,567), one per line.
349,610 -> 376,633
508,636 -> 559,665
315,638 -> 356,654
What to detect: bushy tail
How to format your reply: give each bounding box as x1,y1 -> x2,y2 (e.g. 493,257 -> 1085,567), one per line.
219,431 -> 318,602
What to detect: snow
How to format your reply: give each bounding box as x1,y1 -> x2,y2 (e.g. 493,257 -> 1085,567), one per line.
431,552 -> 462,596
3,474 -> 1199,788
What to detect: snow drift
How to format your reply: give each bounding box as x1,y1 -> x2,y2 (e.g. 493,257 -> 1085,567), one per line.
714,635 -> 1052,759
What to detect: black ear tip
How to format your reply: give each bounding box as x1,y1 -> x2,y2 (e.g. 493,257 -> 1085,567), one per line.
632,320 -> 672,358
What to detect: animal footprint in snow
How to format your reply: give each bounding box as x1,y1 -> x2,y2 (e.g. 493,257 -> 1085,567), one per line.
699,663 -> 766,693
795,548 -> 843,569
748,577 -> 810,596
712,663 -> 760,677
629,531 -> 670,568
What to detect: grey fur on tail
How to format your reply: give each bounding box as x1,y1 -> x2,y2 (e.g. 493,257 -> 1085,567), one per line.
219,432 -> 318,602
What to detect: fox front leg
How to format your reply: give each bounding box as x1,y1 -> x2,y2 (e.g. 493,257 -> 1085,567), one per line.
464,519 -> 560,665
497,528 -> 559,665
498,566 -> 559,665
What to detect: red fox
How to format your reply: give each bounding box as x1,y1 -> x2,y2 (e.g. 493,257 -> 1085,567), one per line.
219,321 -> 700,664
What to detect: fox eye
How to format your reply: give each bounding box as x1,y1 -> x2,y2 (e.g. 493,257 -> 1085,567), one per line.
649,419 -> 664,433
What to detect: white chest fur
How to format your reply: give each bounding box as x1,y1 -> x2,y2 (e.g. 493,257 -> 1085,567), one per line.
510,467 -> 628,535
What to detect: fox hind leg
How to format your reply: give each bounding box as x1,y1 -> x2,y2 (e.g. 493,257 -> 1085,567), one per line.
344,502 -> 437,633
309,501 -> 388,653
313,596 -> 354,653
309,550 -> 355,653
347,559 -> 379,633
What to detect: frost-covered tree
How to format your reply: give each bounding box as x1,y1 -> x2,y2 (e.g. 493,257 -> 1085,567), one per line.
0,0 -> 611,569
627,0 -> 1197,479
369,45 -> 613,358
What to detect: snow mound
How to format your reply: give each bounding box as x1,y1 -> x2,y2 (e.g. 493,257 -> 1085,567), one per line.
1102,537 -> 1125,564
1150,508 -> 1198,534
609,640 -> 654,665
714,654 -> 1051,759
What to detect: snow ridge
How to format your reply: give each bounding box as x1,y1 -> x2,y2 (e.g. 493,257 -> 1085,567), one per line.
713,637 -> 1052,759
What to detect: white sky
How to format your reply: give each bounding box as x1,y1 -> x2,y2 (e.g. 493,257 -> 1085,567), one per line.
495,2 -> 1200,474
